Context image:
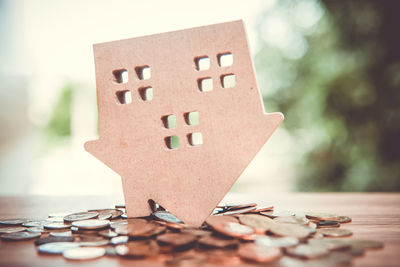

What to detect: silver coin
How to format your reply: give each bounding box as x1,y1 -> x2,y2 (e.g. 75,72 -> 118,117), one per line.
261,210 -> 295,218
110,220 -> 128,229
0,226 -> 26,234
70,226 -> 100,235
48,212 -> 74,218
50,231 -> 72,237
303,224 -> 317,235
98,229 -> 118,238
279,255 -> 343,267
98,214 -> 112,220
0,219 -> 26,225
27,226 -> 46,233
71,219 -> 109,230
34,236 -> 75,246
110,236 -> 128,245
105,246 -> 117,256
44,222 -> 71,230
63,212 -> 99,222
274,216 -> 309,225
79,239 -> 109,247
88,209 -> 123,220
22,221 -> 47,227
1,231 -> 41,241
113,225 -> 129,235
213,208 -> 224,215
148,199 -> 160,213
45,217 -> 64,223
38,242 -> 80,254
217,203 -> 257,211
152,211 -> 183,224
63,247 -> 105,260
217,206 -> 257,215
316,220 -> 340,228
114,244 -> 129,256
255,236 -> 299,248
310,232 -> 324,240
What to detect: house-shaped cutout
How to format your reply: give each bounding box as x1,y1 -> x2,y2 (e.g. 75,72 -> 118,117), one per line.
85,20 -> 283,227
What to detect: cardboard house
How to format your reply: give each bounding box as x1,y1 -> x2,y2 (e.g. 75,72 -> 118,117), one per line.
85,20 -> 283,227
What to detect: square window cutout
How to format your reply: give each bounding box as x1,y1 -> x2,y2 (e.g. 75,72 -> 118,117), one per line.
221,74 -> 236,88
195,56 -> 210,71
184,111 -> 199,125
188,132 -> 203,146
165,136 -> 180,149
198,78 -> 213,92
162,114 -> 177,129
136,66 -> 151,80
116,90 -> 132,104
139,87 -> 153,101
113,69 -> 128,83
218,53 -> 233,67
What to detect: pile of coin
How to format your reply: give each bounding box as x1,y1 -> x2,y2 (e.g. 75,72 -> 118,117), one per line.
0,202 -> 383,266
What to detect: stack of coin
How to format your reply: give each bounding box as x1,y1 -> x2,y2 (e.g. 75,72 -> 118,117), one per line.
0,202 -> 384,265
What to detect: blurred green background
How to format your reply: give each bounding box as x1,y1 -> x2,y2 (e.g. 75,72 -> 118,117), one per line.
256,0 -> 400,191
0,0 -> 399,194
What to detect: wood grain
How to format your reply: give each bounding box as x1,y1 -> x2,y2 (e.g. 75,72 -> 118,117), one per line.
0,193 -> 399,266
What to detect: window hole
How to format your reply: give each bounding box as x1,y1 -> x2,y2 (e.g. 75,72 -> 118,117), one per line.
135,66 -> 151,80
165,136 -> 180,149
116,90 -> 132,104
218,53 -> 233,67
184,111 -> 199,126
188,132 -> 203,146
195,56 -> 210,71
221,74 -> 236,88
162,114 -> 177,129
198,77 -> 213,92
113,69 -> 128,83
139,87 -> 153,101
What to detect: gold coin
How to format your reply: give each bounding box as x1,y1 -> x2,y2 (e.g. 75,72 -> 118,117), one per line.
198,235 -> 238,249
255,236 -> 299,248
286,244 -> 329,259
305,212 -> 342,221
318,228 -> 353,237
212,222 -> 254,238
115,240 -> 159,258
237,214 -> 276,232
157,233 -> 197,248
269,223 -> 310,239
274,216 -> 309,225
205,215 -> 238,228
238,243 -> 282,263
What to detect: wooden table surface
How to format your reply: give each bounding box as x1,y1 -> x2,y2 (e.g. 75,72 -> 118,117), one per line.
0,193 -> 399,266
